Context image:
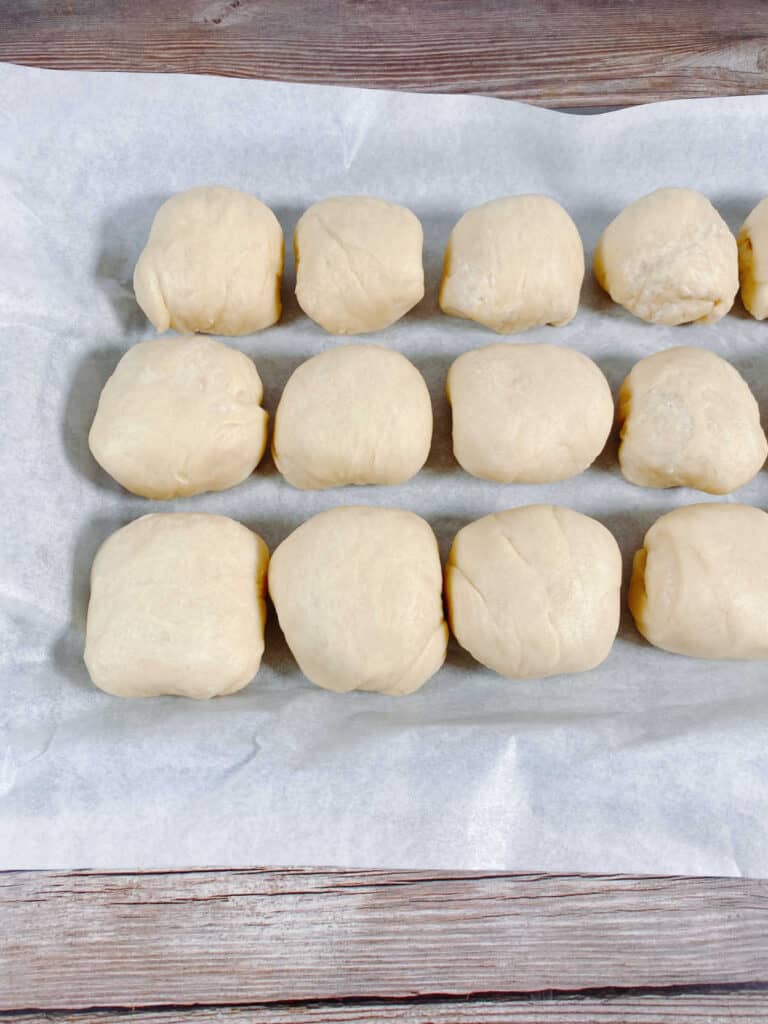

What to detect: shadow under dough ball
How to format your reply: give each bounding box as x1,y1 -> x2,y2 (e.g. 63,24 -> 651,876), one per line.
133,185 -> 284,335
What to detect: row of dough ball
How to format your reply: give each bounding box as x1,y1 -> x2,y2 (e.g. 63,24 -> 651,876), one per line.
84,502 -> 768,700
89,335 -> 768,498
132,185 -> 768,337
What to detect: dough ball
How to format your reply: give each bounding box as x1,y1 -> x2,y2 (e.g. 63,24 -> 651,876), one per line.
446,506 -> 621,679
273,345 -> 432,489
294,196 -> 424,334
618,346 -> 766,494
738,197 -> 768,319
594,188 -> 738,325
269,507 -> 447,695
439,195 -> 584,333
447,343 -> 613,483
84,514 -> 269,698
133,186 -> 284,335
89,335 -> 268,499
629,503 -> 768,659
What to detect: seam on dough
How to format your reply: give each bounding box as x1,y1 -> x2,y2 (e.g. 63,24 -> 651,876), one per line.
389,620 -> 447,695
312,214 -> 372,301
494,521 -> 538,575
551,507 -> 583,662
151,266 -> 171,331
449,561 -> 519,654
498,515 -> 563,667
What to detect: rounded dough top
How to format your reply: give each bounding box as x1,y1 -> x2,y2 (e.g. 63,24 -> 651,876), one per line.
738,197 -> 768,319
133,186 -> 284,336
446,505 -> 622,679
594,187 -> 738,325
447,342 -> 613,483
84,513 -> 270,699
273,344 -> 432,489
268,506 -> 448,695
89,335 -> 268,499
629,503 -> 768,659
294,196 -> 425,334
618,346 -> 766,494
439,195 -> 585,334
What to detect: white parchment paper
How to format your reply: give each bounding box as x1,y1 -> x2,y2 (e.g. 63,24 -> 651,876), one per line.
1,62 -> 767,873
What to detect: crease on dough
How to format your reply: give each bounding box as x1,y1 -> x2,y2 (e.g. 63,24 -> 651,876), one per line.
374,620 -> 448,697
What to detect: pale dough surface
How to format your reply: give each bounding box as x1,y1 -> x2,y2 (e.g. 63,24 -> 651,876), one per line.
447,342 -> 613,483
738,197 -> 768,319
84,514 -> 269,698
133,186 -> 284,335
294,196 -> 424,334
618,346 -> 766,494
268,506 -> 448,695
273,344 -> 432,489
594,187 -> 738,324
629,503 -> 768,660
446,505 -> 621,679
439,195 -> 584,333
89,335 -> 268,499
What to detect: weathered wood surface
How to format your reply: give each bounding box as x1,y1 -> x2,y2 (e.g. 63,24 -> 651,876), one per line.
14,992 -> 768,1023
2,869 -> 767,1012
2,0 -> 768,107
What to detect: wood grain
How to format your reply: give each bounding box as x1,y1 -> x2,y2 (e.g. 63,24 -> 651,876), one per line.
2,0 -> 768,107
2,869 -> 767,1011
14,992 -> 768,1023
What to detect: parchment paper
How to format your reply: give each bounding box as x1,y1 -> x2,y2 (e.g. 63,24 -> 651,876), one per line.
1,62 -> 767,873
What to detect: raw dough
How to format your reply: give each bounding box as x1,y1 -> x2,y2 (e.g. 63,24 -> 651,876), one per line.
738,197 -> 768,319
268,507 -> 448,695
294,196 -> 424,334
618,346 -> 766,494
447,342 -> 613,483
84,514 -> 269,698
273,344 -> 432,489
629,503 -> 768,659
446,506 -> 621,679
133,186 -> 284,335
439,195 -> 584,333
89,335 -> 268,499
594,187 -> 738,324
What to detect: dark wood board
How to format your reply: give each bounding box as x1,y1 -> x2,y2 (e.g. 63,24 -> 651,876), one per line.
2,0 -> 768,107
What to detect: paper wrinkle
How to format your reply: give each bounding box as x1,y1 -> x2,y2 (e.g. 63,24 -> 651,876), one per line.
0,62 -> 767,873
338,90 -> 382,174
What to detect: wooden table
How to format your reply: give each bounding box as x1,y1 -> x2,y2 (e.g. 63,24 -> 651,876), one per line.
2,3 -> 768,1021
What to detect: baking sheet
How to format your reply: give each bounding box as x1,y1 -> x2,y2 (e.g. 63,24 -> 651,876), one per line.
1,61 -> 767,873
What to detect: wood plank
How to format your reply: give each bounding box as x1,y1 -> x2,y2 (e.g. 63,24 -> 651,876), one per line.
14,992 -> 768,1023
1,0 -> 768,107
2,870 -> 767,1010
